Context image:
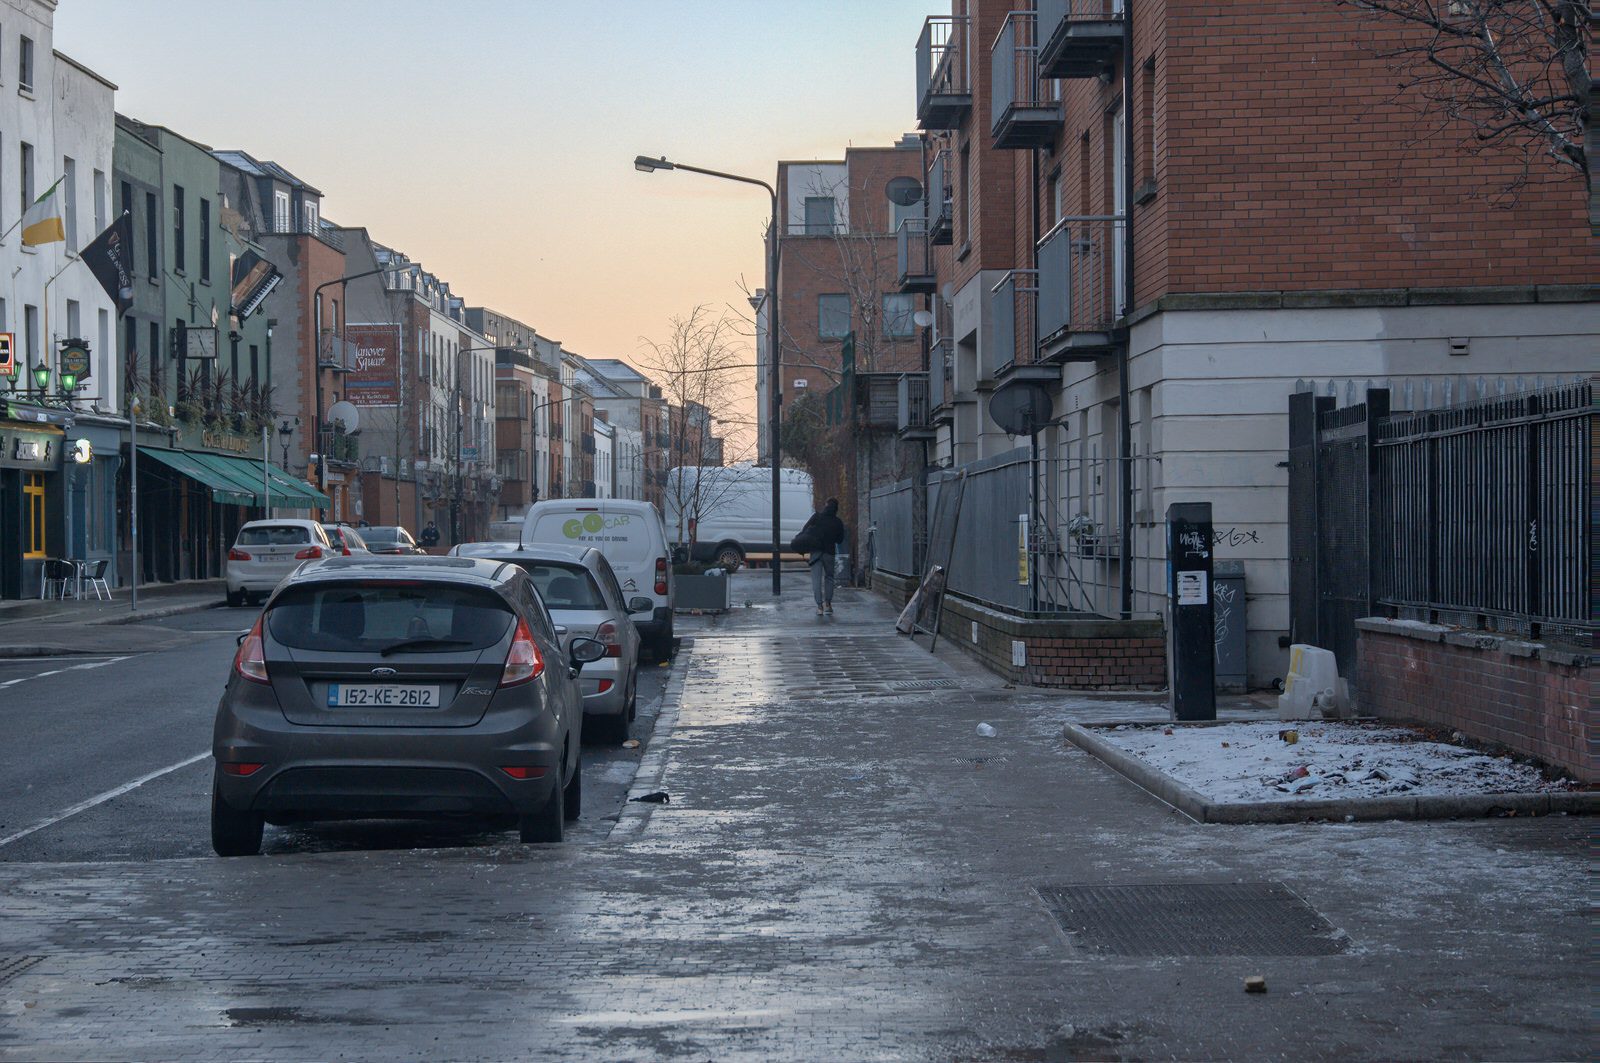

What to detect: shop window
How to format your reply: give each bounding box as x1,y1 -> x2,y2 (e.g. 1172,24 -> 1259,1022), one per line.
23,473 -> 45,558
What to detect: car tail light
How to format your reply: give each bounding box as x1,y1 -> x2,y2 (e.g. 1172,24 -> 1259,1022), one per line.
341,545 -> 353,556
654,556 -> 668,596
499,765 -> 547,780
234,617 -> 269,684
596,620 -> 622,658
596,679 -> 614,694
500,616 -> 545,687
228,548 -> 251,562
221,762 -> 264,777
294,546 -> 323,560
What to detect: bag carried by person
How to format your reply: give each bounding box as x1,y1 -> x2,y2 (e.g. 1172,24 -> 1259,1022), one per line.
789,529 -> 818,554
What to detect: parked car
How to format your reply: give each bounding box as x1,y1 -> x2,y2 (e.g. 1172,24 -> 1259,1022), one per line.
521,499 -> 675,659
225,519 -> 333,607
210,555 -> 604,855
321,524 -> 372,556
451,542 -> 646,744
664,465 -> 815,571
362,525 -> 424,555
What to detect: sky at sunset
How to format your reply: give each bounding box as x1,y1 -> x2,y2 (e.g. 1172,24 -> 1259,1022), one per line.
55,0 -> 930,445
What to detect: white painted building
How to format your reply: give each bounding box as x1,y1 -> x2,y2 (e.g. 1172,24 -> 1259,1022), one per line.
611,422 -> 642,500
592,417 -> 613,498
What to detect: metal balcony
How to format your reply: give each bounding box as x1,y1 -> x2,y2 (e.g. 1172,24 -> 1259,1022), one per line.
897,217 -> 936,294
1038,0 -> 1124,79
927,148 -> 953,245
991,12 -> 1061,149
916,16 -> 972,130
897,372 -> 935,440
1036,215 -> 1125,360
988,269 -> 1058,386
929,335 -> 955,425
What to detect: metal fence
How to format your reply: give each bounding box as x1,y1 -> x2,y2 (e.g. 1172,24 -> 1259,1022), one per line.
1290,377 -> 1593,680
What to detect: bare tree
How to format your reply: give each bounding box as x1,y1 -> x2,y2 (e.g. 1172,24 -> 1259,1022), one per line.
638,306 -> 750,551
1343,1 -> 1591,218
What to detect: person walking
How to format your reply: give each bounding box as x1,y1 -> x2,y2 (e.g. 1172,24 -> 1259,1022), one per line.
798,498 -> 846,615
419,521 -> 441,550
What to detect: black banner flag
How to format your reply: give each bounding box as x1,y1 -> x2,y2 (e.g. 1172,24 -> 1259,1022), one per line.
82,211 -> 135,318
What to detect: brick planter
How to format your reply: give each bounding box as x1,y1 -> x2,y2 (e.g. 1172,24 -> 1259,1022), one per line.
1355,618 -> 1593,783
871,571 -> 1165,690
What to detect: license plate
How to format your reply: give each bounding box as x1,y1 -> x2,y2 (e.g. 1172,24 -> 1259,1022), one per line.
327,684 -> 441,708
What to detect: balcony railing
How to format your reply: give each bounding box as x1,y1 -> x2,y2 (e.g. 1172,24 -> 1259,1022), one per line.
927,148 -> 953,245
897,372 -> 934,437
991,11 -> 1061,149
1038,0 -> 1124,79
319,426 -> 360,465
896,217 -> 936,294
916,15 -> 972,130
1036,215 -> 1125,359
988,269 -> 1040,376
929,335 -> 955,419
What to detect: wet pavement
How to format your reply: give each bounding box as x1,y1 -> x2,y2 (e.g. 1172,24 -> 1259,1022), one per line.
0,573 -> 1590,1060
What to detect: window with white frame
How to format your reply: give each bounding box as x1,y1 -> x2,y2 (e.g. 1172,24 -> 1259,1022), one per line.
273,190 -> 289,232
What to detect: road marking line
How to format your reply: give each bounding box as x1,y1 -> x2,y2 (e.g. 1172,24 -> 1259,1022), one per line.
0,655 -> 135,689
0,751 -> 209,849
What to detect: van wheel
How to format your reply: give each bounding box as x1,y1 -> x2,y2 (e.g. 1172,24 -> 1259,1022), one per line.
714,544 -> 744,571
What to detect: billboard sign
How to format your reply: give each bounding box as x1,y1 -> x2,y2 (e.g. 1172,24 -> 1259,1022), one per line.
342,323 -> 401,406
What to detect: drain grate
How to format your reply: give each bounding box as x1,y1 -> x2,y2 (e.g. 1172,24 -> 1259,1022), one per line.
0,955 -> 44,984
886,679 -> 959,691
1035,882 -> 1347,956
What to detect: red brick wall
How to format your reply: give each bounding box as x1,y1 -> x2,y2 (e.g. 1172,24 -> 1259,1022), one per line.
1357,622 -> 1593,782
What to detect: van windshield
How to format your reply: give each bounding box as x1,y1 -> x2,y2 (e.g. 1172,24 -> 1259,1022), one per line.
527,509 -> 653,563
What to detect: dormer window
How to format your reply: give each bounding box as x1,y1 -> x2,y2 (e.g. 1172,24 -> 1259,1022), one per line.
272,190 -> 289,232
302,200 -> 318,233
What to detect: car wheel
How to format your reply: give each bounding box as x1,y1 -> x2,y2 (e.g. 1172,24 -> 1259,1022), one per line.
714,544 -> 744,571
246,592 -> 264,607
563,750 -> 582,821
226,588 -> 244,608
210,770 -> 264,857
626,677 -> 638,722
586,711 -> 628,746
519,778 -> 564,843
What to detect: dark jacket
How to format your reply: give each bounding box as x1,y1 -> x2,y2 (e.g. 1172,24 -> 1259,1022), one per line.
800,504 -> 846,560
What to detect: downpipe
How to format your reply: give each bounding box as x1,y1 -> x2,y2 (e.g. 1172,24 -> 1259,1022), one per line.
1118,0 -> 1135,620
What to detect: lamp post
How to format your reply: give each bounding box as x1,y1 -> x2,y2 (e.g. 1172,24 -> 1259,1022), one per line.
634,154 -> 784,595
526,392 -> 584,504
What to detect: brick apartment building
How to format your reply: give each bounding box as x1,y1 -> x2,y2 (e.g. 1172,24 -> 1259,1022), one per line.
889,0 -> 1597,687
757,139 -> 929,560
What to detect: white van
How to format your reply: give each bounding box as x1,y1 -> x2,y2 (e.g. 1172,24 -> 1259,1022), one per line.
522,499 -> 675,657
664,465 -> 814,570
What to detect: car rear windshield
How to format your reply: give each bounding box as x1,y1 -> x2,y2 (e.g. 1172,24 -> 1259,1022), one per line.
527,510 -> 652,562
237,525 -> 311,546
512,562 -> 606,611
267,582 -> 513,652
364,527 -> 401,542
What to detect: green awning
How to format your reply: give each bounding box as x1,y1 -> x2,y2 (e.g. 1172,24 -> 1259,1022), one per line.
137,446 -> 258,507
265,463 -> 331,509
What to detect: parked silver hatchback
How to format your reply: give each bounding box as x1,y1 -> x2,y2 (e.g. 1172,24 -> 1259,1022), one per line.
210,555 -> 604,855
451,542 -> 646,744
225,519 -> 333,607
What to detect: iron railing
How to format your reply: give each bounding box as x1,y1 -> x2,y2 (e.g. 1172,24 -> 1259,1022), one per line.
926,148 -> 953,243
988,269 -> 1039,372
897,217 -> 935,292
897,372 -> 931,432
1038,0 -> 1125,79
991,11 -> 1060,146
916,15 -> 972,128
929,335 -> 954,411
1036,215 -> 1122,344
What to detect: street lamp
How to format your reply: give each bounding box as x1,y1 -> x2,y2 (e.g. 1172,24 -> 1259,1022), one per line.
31,361 -> 50,393
526,392 -> 585,503
634,153 -> 784,594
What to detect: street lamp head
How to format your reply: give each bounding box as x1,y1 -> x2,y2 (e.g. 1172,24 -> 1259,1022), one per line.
59,370 -> 78,394
32,363 -> 50,391
634,155 -> 674,173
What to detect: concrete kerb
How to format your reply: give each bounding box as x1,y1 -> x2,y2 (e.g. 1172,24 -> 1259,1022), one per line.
607,638 -> 691,842
1062,722 -> 1598,823
91,599 -> 225,627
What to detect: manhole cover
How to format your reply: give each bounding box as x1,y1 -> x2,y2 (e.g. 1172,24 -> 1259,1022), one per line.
886,679 -> 959,691
1035,882 -> 1347,956
0,955 -> 44,984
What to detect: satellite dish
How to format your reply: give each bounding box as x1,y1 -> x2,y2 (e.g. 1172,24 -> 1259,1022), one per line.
988,380 -> 1054,436
885,176 -> 923,206
912,309 -> 935,328
329,400 -> 361,434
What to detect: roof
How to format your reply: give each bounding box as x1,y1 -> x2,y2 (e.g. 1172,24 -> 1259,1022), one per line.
290,555 -> 519,588
454,543 -> 595,564
212,149 -> 323,196
584,359 -> 650,383
54,50 -> 118,91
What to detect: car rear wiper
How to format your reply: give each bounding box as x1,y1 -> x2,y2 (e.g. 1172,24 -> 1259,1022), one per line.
377,638 -> 474,657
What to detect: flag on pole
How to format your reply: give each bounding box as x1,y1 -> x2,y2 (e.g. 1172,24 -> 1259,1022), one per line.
82,211 -> 135,317
21,178 -> 66,246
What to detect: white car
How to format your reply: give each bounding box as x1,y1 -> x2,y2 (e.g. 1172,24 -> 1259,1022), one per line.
225,519 -> 333,607
521,499 -> 676,659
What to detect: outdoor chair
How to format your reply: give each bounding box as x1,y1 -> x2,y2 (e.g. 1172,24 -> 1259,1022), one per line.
39,558 -> 74,600
85,559 -> 111,601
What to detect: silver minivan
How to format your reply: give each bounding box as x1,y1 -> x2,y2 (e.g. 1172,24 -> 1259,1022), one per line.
450,542 -> 646,744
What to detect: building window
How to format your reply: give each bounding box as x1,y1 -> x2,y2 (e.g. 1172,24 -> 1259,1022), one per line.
18,35 -> 32,93
124,315 -> 136,382
882,293 -> 915,339
19,140 -> 33,218
803,196 -> 836,235
890,196 -> 917,235
199,198 -> 211,282
818,294 -> 850,340
93,169 -> 106,233
958,143 -> 971,244
23,304 -> 37,368
302,200 -> 318,234
66,299 -> 80,342
144,191 -> 158,277
62,156 -> 77,249
119,179 -> 131,219
273,190 -> 289,232
1139,55 -> 1157,192
23,473 -> 45,557
149,321 -> 160,394
249,344 -> 259,383
172,185 -> 185,273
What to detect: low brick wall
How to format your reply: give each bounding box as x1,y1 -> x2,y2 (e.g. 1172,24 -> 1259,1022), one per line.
871,571 -> 1166,690
1356,618 -> 1594,782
